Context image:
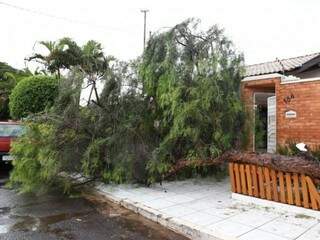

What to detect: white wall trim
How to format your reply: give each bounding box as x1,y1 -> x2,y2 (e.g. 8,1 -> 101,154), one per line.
281,76 -> 320,84
242,74 -> 320,85
242,73 -> 284,82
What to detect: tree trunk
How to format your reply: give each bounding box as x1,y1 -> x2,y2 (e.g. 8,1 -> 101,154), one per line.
165,151 -> 320,182
226,151 -> 320,180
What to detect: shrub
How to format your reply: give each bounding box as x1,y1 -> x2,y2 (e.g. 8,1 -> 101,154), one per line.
8,122 -> 65,193
277,141 -> 301,156
9,75 -> 58,119
0,62 -> 31,120
277,141 -> 320,161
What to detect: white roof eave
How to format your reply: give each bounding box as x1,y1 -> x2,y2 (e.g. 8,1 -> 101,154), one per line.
242,73 -> 284,82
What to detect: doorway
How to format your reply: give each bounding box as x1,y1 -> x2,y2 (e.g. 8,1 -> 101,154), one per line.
253,92 -> 275,152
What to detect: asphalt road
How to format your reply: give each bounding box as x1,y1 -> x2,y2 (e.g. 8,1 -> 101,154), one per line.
0,164 -> 188,240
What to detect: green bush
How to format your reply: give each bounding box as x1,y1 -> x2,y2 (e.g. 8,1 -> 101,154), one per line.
0,62 -> 31,120
277,141 -> 320,161
9,75 -> 58,119
277,141 -> 301,156
8,122 -> 65,193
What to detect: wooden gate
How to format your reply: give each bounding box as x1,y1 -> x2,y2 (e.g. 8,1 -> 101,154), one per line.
229,162 -> 320,210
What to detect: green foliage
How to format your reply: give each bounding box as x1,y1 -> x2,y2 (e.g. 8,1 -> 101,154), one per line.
79,60 -> 153,183
313,147 -> 320,160
28,38 -> 109,77
277,141 -> 320,161
81,40 -> 109,76
0,62 -> 31,120
9,19 -> 247,193
0,73 -> 16,120
28,38 -> 82,76
0,61 -> 16,76
140,19 -> 245,181
28,38 -> 110,105
9,122 -> 65,193
81,138 -> 108,177
254,106 -> 267,151
9,75 -> 58,119
277,141 -> 301,156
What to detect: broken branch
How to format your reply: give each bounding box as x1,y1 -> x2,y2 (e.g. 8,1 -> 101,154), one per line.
165,151 -> 320,182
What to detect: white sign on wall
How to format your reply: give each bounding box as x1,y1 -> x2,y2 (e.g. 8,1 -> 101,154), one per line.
285,110 -> 297,119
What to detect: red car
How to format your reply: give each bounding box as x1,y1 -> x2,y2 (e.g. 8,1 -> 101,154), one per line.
0,121 -> 23,163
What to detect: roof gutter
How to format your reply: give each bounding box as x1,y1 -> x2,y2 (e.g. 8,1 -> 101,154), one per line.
281,76 -> 320,84
241,73 -> 284,82
242,73 -> 320,84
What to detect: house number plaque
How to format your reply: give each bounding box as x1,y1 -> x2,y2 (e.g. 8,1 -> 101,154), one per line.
285,110 -> 297,119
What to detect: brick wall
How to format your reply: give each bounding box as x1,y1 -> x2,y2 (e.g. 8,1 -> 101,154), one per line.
276,80 -> 320,149
241,77 -> 320,151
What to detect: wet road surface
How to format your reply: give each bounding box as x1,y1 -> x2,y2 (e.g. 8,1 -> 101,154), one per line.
0,165 -> 188,240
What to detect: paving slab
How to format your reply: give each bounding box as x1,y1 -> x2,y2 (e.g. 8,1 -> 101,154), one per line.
178,212 -> 224,226
226,208 -> 280,228
205,219 -> 252,238
258,219 -> 308,239
96,177 -> 320,240
296,223 -> 320,240
238,229 -> 288,240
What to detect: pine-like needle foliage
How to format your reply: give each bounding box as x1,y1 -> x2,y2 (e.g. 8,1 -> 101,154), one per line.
141,19 -> 245,181
9,19 -> 246,193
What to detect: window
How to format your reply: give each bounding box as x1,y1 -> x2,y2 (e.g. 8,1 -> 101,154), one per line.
0,124 -> 24,137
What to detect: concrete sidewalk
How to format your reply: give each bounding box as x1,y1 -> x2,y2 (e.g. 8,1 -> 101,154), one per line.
96,177 -> 320,240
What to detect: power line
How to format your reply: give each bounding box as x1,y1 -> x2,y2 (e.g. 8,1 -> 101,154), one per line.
0,1 -> 130,33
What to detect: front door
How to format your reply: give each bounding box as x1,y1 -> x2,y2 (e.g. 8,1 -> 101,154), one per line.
267,96 -> 276,153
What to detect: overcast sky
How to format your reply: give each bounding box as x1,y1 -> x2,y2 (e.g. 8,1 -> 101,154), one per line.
1,0 -> 320,69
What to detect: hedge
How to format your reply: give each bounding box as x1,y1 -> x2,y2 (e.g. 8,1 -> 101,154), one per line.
9,75 -> 58,119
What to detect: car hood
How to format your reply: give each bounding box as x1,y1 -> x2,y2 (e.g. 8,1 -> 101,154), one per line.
0,137 -> 11,152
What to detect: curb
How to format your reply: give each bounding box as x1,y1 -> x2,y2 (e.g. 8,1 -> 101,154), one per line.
95,185 -> 236,240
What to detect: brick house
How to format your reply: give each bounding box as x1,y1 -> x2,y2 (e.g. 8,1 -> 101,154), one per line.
242,53 -> 320,153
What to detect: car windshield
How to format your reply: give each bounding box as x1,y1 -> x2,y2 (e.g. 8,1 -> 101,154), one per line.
0,124 -> 23,137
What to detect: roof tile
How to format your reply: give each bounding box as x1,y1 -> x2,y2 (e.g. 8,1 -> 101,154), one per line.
245,53 -> 320,77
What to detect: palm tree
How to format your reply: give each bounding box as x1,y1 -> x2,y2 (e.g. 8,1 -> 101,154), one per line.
80,40 -> 109,106
27,38 -> 82,78
27,38 -> 110,106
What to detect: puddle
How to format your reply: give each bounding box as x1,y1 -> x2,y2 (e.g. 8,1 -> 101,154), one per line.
10,215 -> 40,232
6,213 -> 90,240
10,212 -> 90,232
0,225 -> 10,234
0,207 -> 10,215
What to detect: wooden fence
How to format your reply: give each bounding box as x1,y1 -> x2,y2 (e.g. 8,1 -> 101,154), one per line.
229,162 -> 320,210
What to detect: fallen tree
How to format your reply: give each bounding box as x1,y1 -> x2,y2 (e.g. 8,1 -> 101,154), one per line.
165,151 -> 320,182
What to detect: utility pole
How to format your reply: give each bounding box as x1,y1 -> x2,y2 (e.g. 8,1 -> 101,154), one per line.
140,9 -> 149,51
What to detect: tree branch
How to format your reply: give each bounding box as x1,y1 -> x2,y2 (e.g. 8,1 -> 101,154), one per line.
164,151 -> 320,183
